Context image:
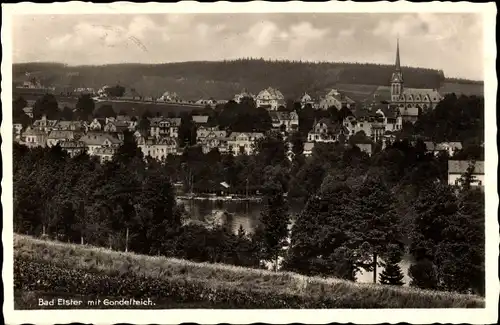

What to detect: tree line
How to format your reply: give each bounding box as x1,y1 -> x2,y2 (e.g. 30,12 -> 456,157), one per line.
13,59 -> 453,100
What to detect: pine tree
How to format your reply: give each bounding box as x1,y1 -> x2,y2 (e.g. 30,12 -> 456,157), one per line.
254,179 -> 289,271
457,161 -> 477,191
379,250 -> 405,286
284,180 -> 360,280
408,181 -> 484,294
352,177 -> 403,283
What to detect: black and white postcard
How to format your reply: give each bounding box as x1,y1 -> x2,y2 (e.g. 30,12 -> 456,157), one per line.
1,2 -> 498,324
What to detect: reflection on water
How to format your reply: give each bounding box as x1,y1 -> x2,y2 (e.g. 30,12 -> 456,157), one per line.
179,198 -> 412,286
180,199 -> 263,234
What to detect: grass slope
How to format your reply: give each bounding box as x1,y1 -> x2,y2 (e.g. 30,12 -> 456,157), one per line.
14,234 -> 484,309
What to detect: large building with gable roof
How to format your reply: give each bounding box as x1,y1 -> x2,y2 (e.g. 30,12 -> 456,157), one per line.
256,87 -> 286,111
389,39 -> 442,123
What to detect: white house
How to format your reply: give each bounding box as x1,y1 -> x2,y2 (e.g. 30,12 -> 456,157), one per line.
256,87 -> 285,111
269,111 -> 299,133
89,118 -> 107,131
227,132 -> 264,155
150,117 -> 182,138
448,160 -> 484,189
197,126 -> 226,141
373,104 -> 403,132
425,142 -> 463,157
319,89 -> 356,110
201,136 -> 229,154
22,128 -> 47,148
138,136 -> 178,161
300,93 -> 316,108
79,132 -> 122,156
307,118 -> 349,143
343,109 -> 388,142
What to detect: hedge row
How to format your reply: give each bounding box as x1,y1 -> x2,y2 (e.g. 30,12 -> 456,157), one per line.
15,258 -> 369,309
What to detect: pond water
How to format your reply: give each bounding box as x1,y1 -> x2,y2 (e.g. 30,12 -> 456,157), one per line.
179,198 -> 413,285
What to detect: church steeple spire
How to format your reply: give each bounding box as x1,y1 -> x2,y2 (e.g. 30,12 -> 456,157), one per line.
390,37 -> 404,102
395,37 -> 401,71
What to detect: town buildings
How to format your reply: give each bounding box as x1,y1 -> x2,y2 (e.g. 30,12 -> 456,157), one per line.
425,141 -> 463,157
307,118 -> 349,143
201,136 -> 229,154
196,126 -> 227,141
89,118 -> 107,131
46,130 -> 80,147
79,132 -> 122,156
227,132 -> 265,155
137,136 -> 178,160
150,117 -> 182,138
54,120 -> 87,132
343,104 -> 402,143
256,87 -> 285,110
319,89 -> 356,110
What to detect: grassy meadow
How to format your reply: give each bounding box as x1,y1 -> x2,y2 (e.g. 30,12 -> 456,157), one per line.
13,234 -> 484,309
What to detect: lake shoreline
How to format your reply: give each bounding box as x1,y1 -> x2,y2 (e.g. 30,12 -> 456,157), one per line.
176,195 -> 263,202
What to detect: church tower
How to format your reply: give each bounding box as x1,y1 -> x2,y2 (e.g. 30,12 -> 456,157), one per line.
390,38 -> 404,102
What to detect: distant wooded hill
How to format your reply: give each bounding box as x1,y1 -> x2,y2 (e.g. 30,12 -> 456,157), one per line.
12,59 -> 483,101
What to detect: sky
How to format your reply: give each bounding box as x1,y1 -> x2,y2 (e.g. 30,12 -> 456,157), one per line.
12,13 -> 484,80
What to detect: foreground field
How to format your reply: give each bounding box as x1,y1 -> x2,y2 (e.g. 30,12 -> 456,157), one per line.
14,234 -> 484,309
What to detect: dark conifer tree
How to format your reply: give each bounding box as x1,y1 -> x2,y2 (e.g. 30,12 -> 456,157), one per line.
379,250 -> 405,286
253,179 -> 289,271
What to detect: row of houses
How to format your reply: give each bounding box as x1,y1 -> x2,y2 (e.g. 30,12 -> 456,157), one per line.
233,87 -> 357,112
303,103 -> 403,155
15,100 -> 464,164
